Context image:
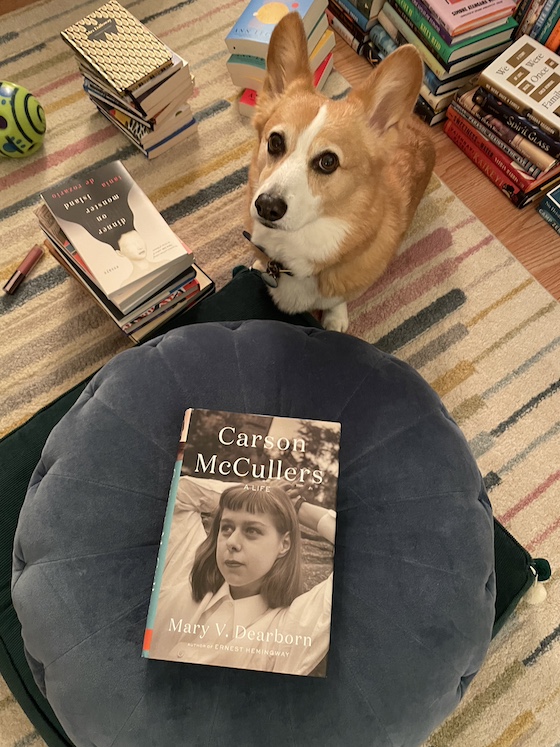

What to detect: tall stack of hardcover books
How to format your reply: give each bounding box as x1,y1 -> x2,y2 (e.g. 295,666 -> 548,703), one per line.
444,36 -> 560,208
36,160 -> 214,343
225,0 -> 336,117
61,0 -> 197,159
375,0 -> 518,125
327,0 -> 518,126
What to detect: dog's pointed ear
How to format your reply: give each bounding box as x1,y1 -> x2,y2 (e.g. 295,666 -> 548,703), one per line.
348,45 -> 423,134
262,12 -> 313,100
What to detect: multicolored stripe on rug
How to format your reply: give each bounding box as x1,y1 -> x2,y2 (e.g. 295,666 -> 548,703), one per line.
1,2 -> 559,747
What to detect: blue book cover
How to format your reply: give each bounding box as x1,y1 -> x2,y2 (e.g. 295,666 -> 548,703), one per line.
225,0 -> 327,55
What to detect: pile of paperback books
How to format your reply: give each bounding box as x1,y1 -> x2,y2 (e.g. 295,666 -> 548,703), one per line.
36,160 -> 214,343
61,0 -> 197,159
225,0 -> 336,117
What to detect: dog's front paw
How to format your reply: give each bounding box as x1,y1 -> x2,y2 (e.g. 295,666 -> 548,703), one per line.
322,303 -> 349,333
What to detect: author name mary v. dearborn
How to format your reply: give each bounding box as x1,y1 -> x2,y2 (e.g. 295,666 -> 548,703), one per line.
168,618 -> 312,647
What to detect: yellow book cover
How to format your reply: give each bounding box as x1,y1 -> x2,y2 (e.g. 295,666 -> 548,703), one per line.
61,0 -> 172,94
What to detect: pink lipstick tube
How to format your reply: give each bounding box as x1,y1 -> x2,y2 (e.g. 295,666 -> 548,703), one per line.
3,244 -> 44,295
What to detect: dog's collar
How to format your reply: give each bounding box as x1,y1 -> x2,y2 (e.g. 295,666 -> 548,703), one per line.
242,230 -> 293,288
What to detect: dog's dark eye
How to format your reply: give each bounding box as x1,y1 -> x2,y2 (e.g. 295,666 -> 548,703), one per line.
315,152 -> 339,174
268,132 -> 285,156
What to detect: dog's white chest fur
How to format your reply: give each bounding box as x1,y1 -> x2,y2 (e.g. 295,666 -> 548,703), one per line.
250,105 -> 350,327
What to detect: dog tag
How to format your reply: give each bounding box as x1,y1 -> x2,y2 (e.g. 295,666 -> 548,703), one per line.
261,263 -> 279,287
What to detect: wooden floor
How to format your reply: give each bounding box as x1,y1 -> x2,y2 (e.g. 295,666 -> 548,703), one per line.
3,0 -> 560,301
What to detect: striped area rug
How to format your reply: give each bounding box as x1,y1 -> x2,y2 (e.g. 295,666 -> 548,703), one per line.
1,1 -> 559,747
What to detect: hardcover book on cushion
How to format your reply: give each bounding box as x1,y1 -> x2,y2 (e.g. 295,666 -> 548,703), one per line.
143,408 -> 341,677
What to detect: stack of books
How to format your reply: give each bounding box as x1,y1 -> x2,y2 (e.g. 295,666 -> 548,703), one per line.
225,0 -> 337,117
37,160 -> 214,343
328,0 -> 518,125
326,0 -> 385,66
61,0 -> 197,159
373,0 -> 518,125
444,35 -> 560,208
514,0 -> 560,49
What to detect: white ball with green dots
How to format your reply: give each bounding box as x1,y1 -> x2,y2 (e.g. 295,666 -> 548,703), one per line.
0,81 -> 46,158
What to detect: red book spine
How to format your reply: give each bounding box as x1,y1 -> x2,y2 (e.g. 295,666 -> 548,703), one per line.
444,119 -> 523,207
446,107 -> 536,193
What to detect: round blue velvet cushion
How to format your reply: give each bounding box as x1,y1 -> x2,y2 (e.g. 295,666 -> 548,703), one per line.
13,321 -> 495,747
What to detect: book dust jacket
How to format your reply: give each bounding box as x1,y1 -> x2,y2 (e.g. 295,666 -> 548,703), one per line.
42,160 -> 190,300
61,0 -> 172,94
143,408 -> 341,677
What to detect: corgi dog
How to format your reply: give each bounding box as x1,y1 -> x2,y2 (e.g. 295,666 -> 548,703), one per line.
246,12 -> 435,331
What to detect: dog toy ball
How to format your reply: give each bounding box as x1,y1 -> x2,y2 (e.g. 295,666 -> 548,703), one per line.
0,81 -> 46,158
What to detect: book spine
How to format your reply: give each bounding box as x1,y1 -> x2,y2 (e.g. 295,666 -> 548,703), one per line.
332,0 -> 371,30
327,1 -> 370,41
477,71 -> 560,140
444,119 -> 525,206
388,0 -> 451,64
545,18 -> 560,50
473,87 -> 560,159
530,0 -> 556,38
143,454 -> 185,655
458,90 -> 556,171
380,4 -> 448,76
414,95 -> 443,125
446,105 -> 536,191
414,0 -> 453,36
405,0 -> 454,43
369,22 -> 399,56
451,99 -> 543,176
537,202 -> 560,233
326,9 -> 382,63
421,85 -> 455,112
537,2 -> 560,43
515,0 -> 535,26
520,0 -> 548,36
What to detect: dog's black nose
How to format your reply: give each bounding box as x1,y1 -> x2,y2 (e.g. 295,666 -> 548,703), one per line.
255,193 -> 287,222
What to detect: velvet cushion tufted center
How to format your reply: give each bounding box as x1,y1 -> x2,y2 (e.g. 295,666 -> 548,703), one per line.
12,320 -> 495,747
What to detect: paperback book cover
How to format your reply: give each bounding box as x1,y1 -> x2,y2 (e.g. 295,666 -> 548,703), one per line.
143,408 -> 341,677
41,160 -> 193,310
225,0 -> 328,56
478,35 -> 560,138
61,0 -> 173,94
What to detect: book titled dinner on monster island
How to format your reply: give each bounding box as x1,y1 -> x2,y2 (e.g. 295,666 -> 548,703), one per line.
41,160 -> 192,311
143,408 -> 341,678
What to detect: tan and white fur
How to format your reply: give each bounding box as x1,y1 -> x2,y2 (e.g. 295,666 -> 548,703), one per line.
246,12 -> 435,331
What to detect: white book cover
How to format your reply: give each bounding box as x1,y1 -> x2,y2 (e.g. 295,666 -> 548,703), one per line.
42,160 -> 192,304
479,35 -> 560,139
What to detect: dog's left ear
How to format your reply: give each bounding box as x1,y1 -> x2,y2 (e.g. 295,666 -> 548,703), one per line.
348,45 -> 423,134
262,12 -> 314,100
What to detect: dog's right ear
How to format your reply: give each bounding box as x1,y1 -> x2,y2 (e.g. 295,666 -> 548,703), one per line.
261,12 -> 314,102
